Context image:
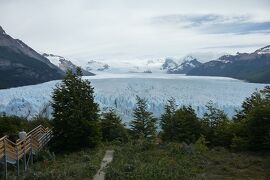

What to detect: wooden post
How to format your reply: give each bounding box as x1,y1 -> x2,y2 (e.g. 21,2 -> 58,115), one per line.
23,140 -> 27,171
4,139 -> 7,180
16,145 -> 20,179
30,136 -> 33,165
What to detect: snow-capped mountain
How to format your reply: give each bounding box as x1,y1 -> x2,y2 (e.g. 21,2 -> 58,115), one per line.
161,56 -> 202,74
161,58 -> 178,71
188,45 -> 270,83
254,45 -> 270,55
83,56 -> 203,74
85,60 -> 110,72
43,53 -> 94,76
169,56 -> 202,74
0,26 -> 64,89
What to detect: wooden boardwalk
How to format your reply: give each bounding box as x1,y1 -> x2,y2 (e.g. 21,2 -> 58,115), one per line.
0,125 -> 53,179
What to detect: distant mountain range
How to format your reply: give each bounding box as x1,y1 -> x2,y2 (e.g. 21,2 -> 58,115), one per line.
42,53 -> 94,76
187,45 -> 270,83
162,56 -> 202,74
0,26 -> 64,89
85,60 -> 110,72
0,24 -> 269,89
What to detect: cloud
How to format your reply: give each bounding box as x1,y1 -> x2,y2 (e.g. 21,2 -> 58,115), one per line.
0,0 -> 270,62
152,14 -> 270,34
201,44 -> 268,50
201,21 -> 270,34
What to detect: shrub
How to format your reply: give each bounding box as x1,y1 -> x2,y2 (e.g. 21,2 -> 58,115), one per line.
100,109 -> 129,143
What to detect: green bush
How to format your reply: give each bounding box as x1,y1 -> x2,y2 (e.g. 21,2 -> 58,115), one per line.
0,114 -> 51,137
100,109 -> 129,143
233,86 -> 270,151
201,102 -> 233,148
194,135 -> 208,154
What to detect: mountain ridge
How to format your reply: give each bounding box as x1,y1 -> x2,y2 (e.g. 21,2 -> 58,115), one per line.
0,26 -> 64,89
187,45 -> 270,83
42,53 -> 95,76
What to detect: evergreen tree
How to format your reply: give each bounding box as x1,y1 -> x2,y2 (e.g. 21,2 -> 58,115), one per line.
100,109 -> 128,143
130,96 -> 157,140
202,102 -> 233,147
51,68 -> 100,151
160,98 -> 177,141
233,86 -> 270,151
172,105 -> 201,143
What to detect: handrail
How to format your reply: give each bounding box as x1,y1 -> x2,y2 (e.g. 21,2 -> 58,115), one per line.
27,125 -> 43,135
0,125 -> 53,162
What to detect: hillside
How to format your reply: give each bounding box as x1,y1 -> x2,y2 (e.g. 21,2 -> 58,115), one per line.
42,53 -> 95,76
187,45 -> 270,83
0,26 -> 64,89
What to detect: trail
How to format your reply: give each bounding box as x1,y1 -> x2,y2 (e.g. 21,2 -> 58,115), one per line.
93,150 -> 114,180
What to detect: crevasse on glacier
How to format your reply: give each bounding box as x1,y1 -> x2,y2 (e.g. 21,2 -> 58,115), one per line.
0,74 -> 267,123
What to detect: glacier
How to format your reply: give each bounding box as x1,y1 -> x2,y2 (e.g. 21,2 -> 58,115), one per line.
0,73 -> 268,123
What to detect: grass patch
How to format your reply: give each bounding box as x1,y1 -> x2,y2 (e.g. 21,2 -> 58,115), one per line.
200,148 -> 270,179
106,142 -> 270,180
2,142 -> 268,179
106,142 -> 201,180
23,146 -> 105,180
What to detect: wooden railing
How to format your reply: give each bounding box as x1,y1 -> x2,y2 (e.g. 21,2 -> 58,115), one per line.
0,125 -> 53,179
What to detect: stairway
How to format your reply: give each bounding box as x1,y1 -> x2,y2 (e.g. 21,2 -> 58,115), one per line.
0,125 -> 53,179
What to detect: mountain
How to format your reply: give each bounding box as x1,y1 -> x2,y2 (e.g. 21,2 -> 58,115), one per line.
161,56 -> 202,74
161,58 -> 178,71
254,45 -> 270,55
0,26 -> 64,89
187,45 -> 270,83
169,56 -> 202,74
85,60 -> 110,72
42,53 -> 94,76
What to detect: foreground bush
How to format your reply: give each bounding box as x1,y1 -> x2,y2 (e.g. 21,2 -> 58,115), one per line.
233,86 -> 270,151
106,142 -> 201,180
106,142 -> 270,180
24,146 -> 105,179
0,115 -> 51,137
100,109 -> 129,143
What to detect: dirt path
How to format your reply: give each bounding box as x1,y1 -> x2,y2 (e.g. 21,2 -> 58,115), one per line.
93,150 -> 114,180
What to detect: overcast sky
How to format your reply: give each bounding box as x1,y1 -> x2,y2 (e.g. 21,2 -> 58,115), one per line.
0,0 -> 270,64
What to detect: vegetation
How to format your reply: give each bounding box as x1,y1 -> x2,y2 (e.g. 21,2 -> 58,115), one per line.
201,102 -> 233,148
130,96 -> 157,140
232,86 -> 270,151
100,109 -> 129,143
0,114 -> 51,137
1,71 -> 269,179
23,146 -> 105,179
160,98 -> 177,141
106,142 -> 270,180
51,68 -> 101,151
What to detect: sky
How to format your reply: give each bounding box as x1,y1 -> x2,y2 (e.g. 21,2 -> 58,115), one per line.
0,0 -> 270,65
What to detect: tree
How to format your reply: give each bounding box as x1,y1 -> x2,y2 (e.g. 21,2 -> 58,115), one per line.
0,114 -> 28,137
51,68 -> 100,151
233,86 -> 270,151
100,109 -> 128,143
160,98 -> 177,141
130,96 -> 157,140
172,105 -> 201,143
201,101 -> 233,147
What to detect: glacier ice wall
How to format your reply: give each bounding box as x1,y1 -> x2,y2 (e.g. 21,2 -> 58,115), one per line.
0,74 -> 267,123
